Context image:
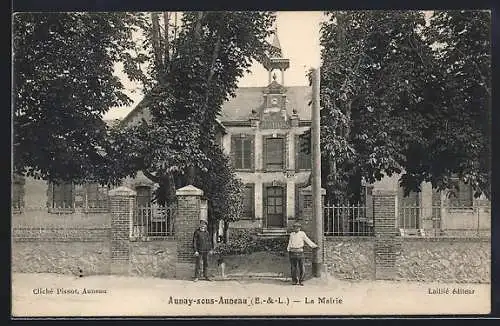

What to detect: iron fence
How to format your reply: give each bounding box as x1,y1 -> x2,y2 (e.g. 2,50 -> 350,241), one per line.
133,204 -> 175,238
398,205 -> 490,237
324,203 -> 374,236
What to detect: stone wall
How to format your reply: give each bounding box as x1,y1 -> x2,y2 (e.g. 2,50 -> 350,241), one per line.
129,240 -> 177,278
324,237 -> 375,280
395,238 -> 490,283
12,241 -> 111,276
12,226 -> 112,275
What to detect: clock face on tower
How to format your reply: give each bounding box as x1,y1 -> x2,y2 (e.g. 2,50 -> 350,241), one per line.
271,98 -> 278,106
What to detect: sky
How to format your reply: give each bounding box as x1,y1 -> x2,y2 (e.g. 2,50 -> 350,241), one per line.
103,11 -> 325,120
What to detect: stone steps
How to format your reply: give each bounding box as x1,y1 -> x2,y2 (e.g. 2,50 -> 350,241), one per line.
257,228 -> 288,238
218,272 -> 289,281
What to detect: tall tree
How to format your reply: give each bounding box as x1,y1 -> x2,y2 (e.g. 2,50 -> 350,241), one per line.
13,12 -> 145,184
421,10 -> 491,199
108,12 -> 276,240
317,10 -> 491,203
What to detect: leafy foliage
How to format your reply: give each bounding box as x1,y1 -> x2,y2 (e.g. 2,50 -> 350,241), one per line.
13,12 -> 144,184
422,10 -> 491,198
318,10 -> 491,202
108,12 -> 276,229
212,230 -> 288,257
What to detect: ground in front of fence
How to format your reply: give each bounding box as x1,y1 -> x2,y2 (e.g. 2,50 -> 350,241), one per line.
221,252 -> 289,278
12,272 -> 490,316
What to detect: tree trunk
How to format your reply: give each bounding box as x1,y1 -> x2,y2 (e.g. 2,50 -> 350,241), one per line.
194,12 -> 204,40
163,12 -> 170,68
150,12 -> 163,72
223,220 -> 229,243
186,166 -> 195,185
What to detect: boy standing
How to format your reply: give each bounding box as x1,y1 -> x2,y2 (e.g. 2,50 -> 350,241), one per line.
192,220 -> 213,281
287,222 -> 318,286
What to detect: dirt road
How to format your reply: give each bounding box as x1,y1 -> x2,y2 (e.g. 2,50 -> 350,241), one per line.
11,273 -> 490,317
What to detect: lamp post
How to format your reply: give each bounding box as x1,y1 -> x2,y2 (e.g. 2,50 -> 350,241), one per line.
311,67 -> 323,277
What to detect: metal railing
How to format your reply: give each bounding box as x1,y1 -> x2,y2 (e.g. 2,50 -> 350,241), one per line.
324,203 -> 374,236
133,204 -> 175,238
398,205 -> 490,238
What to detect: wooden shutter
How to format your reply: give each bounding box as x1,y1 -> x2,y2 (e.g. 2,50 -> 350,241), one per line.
284,134 -> 289,170
263,136 -> 268,171
241,137 -> 251,169
295,134 -> 300,172
230,135 -> 237,168
282,183 -> 287,221
249,184 -> 255,219
304,134 -> 312,169
243,184 -> 255,219
296,134 -> 312,170
295,183 -> 301,219
249,135 -> 255,171
262,184 -> 268,225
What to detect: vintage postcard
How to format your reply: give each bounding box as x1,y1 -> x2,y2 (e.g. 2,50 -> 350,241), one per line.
11,10 -> 491,317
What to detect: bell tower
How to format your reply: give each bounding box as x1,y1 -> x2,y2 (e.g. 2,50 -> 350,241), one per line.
258,28 -> 292,129
263,28 -> 290,86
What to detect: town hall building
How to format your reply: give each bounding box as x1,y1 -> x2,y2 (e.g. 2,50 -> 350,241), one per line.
12,31 -> 490,239
217,32 -> 313,234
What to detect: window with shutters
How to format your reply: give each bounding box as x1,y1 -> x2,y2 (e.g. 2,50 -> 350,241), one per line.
448,179 -> 473,208
84,183 -> 109,212
49,182 -> 75,212
241,184 -> 255,219
398,186 -> 420,229
295,183 -> 306,219
231,135 -> 253,170
265,137 -> 285,171
296,133 -> 311,170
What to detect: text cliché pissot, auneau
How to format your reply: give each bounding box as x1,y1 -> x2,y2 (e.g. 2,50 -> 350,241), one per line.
32,288 -> 107,295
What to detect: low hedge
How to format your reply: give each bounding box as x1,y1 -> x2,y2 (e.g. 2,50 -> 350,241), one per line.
213,230 -> 288,257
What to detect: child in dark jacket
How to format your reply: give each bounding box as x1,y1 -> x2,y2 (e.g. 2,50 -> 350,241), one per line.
192,220 -> 213,281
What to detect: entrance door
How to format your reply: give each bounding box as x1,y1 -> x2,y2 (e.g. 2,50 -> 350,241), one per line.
266,186 -> 284,228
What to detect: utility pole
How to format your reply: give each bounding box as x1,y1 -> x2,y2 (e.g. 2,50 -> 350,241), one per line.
311,67 -> 323,277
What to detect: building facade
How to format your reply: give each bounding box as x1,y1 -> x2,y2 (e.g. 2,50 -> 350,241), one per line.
217,33 -> 313,234
12,32 -> 490,238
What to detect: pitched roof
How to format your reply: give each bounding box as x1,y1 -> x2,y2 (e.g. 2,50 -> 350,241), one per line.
271,31 -> 282,57
122,85 -> 312,125
219,86 -> 312,122
103,119 -> 121,127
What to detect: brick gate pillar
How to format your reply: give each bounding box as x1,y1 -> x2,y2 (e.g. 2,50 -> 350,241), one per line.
175,185 -> 204,279
109,186 -> 136,275
373,190 -> 400,280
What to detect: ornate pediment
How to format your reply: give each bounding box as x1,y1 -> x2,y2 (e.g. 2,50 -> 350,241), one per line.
264,80 -> 286,94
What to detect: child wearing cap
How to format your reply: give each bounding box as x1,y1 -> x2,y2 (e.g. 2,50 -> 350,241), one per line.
192,219 -> 213,281
287,222 -> 318,285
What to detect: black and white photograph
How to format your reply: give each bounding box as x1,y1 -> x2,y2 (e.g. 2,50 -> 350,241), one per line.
11,10 -> 491,316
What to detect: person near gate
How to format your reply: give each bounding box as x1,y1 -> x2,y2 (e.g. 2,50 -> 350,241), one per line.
287,222 -> 318,285
192,219 -> 213,281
